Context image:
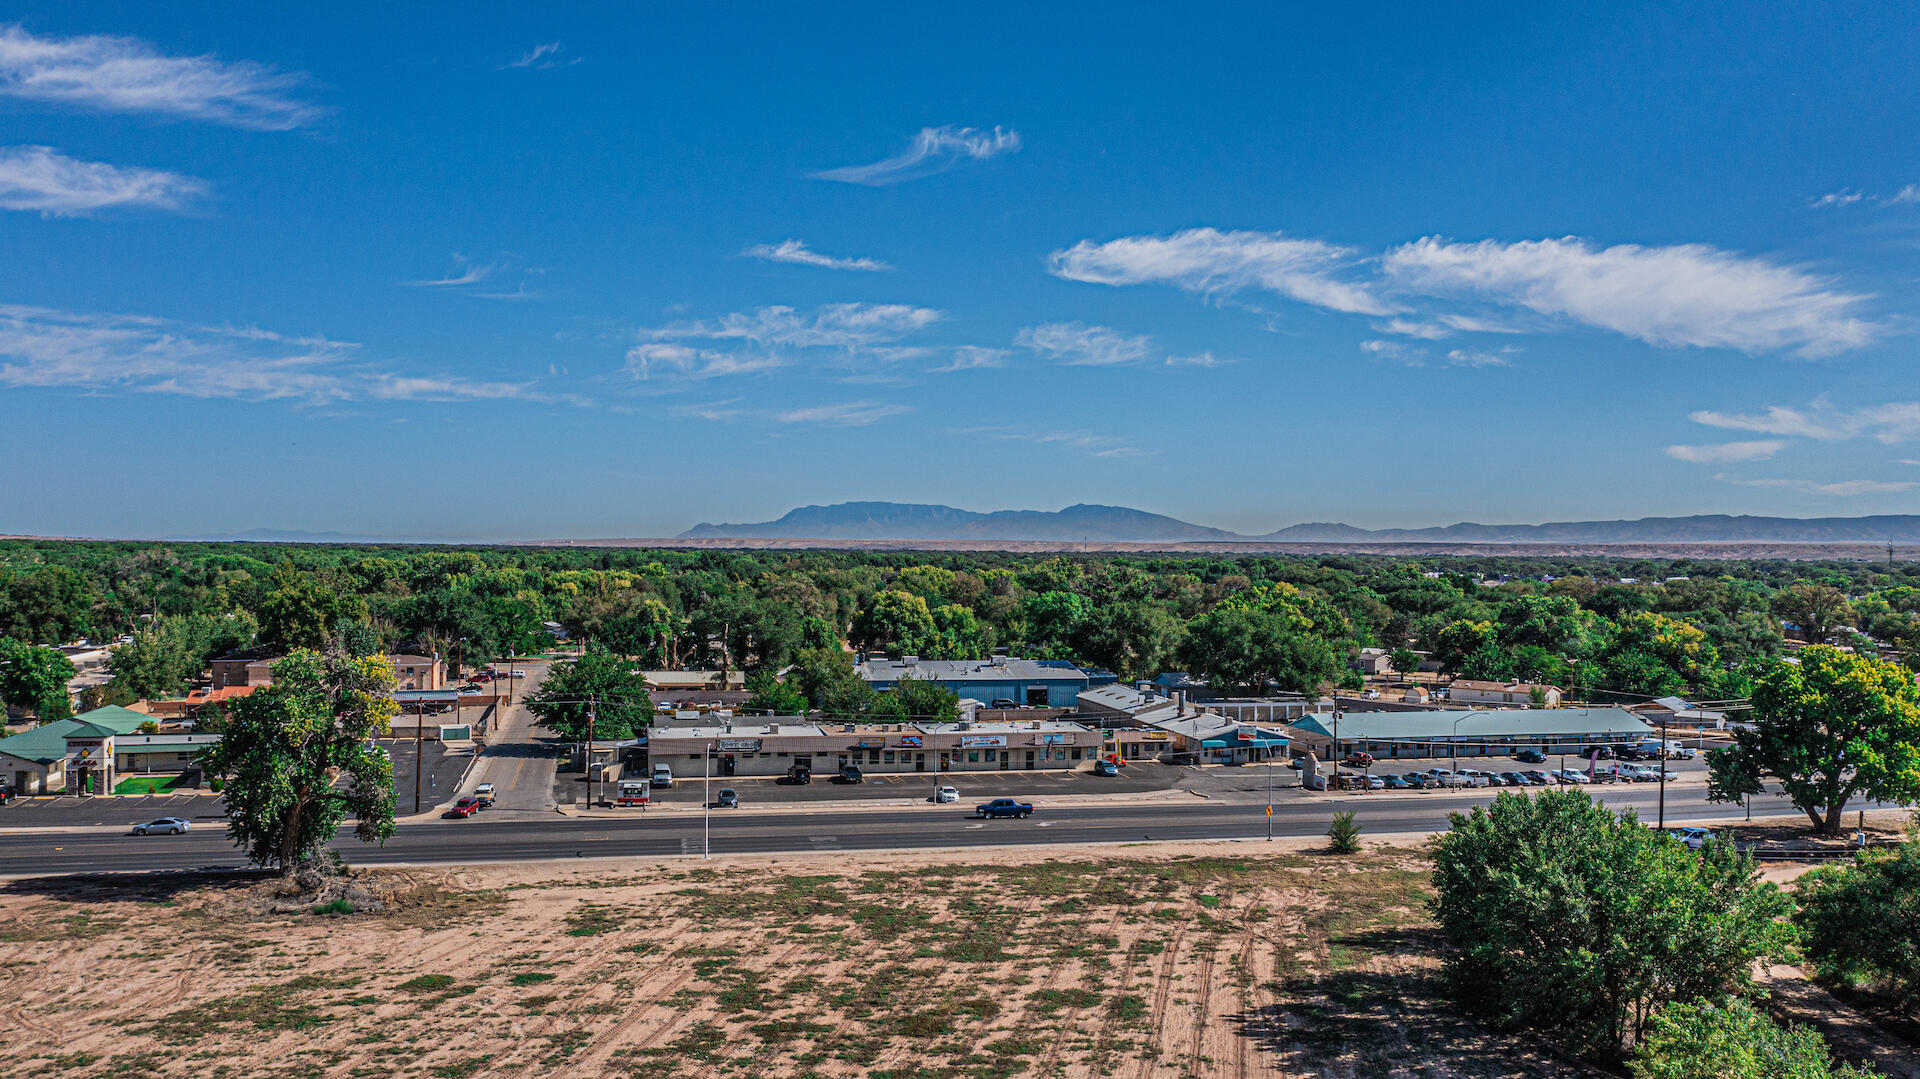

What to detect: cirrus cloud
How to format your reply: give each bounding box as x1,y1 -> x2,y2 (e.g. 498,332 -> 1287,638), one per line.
0,24 -> 323,129
742,239 -> 891,272
812,125 -> 1020,186
1048,228 -> 1393,316
1014,322 -> 1154,366
0,144 -> 205,216
1663,440 -> 1786,464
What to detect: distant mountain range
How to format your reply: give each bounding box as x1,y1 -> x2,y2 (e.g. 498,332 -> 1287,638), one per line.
680,503 -> 1920,544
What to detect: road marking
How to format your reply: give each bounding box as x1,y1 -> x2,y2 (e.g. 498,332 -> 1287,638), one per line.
965,824 -> 985,830
680,838 -> 699,854
1036,821 -> 1054,827
809,835 -> 838,845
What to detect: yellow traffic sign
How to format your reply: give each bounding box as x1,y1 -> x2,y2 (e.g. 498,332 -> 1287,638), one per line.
1265,805 -> 1273,817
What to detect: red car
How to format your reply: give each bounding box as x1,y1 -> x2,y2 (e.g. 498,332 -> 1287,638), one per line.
1342,752 -> 1376,767
445,796 -> 481,818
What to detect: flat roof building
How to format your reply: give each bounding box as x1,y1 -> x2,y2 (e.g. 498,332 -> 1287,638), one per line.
1289,707 -> 1653,761
855,655 -> 1093,708
647,717 -> 1105,778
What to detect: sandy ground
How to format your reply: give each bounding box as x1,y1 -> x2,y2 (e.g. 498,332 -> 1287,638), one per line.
0,825 -> 1911,1079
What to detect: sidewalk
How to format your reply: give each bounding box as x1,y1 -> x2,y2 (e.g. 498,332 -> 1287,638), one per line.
555,785 -> 1208,818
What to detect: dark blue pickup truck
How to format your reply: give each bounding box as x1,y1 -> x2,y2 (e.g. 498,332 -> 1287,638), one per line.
974,798 -> 1034,819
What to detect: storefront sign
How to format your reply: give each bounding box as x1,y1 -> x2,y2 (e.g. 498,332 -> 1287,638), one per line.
854,739 -> 885,749
719,738 -> 762,752
959,734 -> 1007,748
1035,732 -> 1069,745
895,735 -> 924,749
1140,731 -> 1170,740
65,737 -> 108,766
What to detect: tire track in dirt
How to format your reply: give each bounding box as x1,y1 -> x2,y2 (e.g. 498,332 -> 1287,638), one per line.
1131,923 -> 1186,1079
1030,878 -> 1128,1077
569,937 -> 814,1073
1230,920 -> 1260,1079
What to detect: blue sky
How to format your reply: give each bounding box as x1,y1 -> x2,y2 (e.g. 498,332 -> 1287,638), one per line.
4,3 -> 1920,539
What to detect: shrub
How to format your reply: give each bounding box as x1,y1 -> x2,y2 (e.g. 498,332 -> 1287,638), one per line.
310,898 -> 355,916
1795,832 -> 1920,1009
510,972 -> 556,987
1630,998 -> 1877,1079
398,974 -> 455,993
1326,810 -> 1362,854
1431,789 -> 1793,1059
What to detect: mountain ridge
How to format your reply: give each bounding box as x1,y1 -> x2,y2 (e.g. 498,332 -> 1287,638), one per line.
679,503 -> 1920,543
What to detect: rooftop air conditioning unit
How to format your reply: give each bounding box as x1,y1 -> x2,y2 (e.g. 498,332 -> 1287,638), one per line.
902,655 -> 918,666
767,722 -> 780,734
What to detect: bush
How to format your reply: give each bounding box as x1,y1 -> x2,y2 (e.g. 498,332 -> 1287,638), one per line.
1795,832 -> 1920,1010
310,898 -> 355,916
1630,998 -> 1876,1079
1431,789 -> 1793,1059
1326,810 -> 1362,853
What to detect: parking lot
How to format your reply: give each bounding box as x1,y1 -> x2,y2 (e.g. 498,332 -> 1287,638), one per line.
0,790 -> 225,830
588,761 -> 1187,807
381,737 -> 472,815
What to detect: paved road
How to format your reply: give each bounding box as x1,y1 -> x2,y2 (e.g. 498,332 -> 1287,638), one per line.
455,661 -> 558,816
0,784 -> 1833,878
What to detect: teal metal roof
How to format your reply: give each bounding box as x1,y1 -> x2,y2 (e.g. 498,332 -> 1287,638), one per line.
1289,707 -> 1653,742
0,707 -> 153,764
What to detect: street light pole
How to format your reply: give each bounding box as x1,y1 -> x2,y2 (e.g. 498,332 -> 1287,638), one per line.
704,740 -> 712,860
586,694 -> 596,809
413,700 -> 423,814
1658,710 -> 1668,831
1266,758 -> 1273,841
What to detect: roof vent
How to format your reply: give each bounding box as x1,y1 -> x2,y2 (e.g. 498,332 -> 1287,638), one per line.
768,722 -> 780,734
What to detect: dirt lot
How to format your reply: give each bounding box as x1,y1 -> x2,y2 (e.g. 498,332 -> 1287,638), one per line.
0,834 -> 1909,1079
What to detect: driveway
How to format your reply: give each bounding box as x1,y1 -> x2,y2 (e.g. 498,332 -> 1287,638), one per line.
450,660 -> 559,816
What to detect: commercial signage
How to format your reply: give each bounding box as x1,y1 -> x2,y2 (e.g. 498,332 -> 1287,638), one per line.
854,739 -> 886,749
65,737 -> 108,766
719,738 -> 762,752
1035,732 -> 1069,745
960,734 -> 1007,748
1141,731 -> 1170,740
895,735 -> 924,749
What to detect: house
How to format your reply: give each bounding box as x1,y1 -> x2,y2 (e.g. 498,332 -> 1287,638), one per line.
855,655 -> 1093,708
210,648 -> 280,690
388,653 -> 445,692
143,684 -> 258,720
1447,680 -> 1562,708
0,705 -> 153,795
1350,648 -> 1395,676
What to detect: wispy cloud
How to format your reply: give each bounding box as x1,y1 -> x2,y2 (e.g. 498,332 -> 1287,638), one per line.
812,125 -> 1020,186
956,425 -> 1149,459
930,346 -> 1009,374
647,303 -> 943,349
1664,440 -> 1786,464
0,145 -> 205,216
1713,473 -> 1916,496
742,239 -> 891,272
0,24 -> 322,129
1165,351 -> 1225,368
1015,322 -> 1153,366
0,303 -> 575,406
506,41 -> 576,69
1360,339 -> 1425,366
1444,347 -> 1516,368
1809,189 -> 1865,209
673,397 -> 745,421
1690,399 -> 1920,443
625,342 -> 785,380
777,400 -> 912,425
1049,228 -> 1392,316
404,254 -> 498,288
1382,236 -> 1878,357
1888,184 -> 1920,205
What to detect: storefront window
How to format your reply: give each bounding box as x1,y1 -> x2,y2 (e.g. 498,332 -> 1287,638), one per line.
883,751 -> 895,764
967,750 -> 979,762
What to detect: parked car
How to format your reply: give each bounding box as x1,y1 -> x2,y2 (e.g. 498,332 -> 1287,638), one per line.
777,764 -> 812,785
1364,774 -> 1386,790
1289,756 -> 1307,769
833,765 -> 864,784
1590,746 -> 1615,760
933,786 -> 959,803
990,698 -> 1018,709
445,797 -> 480,819
974,798 -> 1033,819
1520,770 -> 1552,785
1671,826 -> 1715,850
132,817 -> 190,835
651,765 -> 674,788
1588,769 -> 1618,784
1400,773 -> 1431,789
1457,771 -> 1492,787
1555,769 -> 1590,784
472,783 -> 496,807
1616,746 -> 1655,762
1343,752 -> 1375,767
1664,745 -> 1698,761
509,670 -> 527,678
1430,770 -> 1472,788
1383,774 -> 1412,790
1092,759 -> 1119,777
1514,749 -> 1547,764
716,787 -> 738,808
1499,772 -> 1530,787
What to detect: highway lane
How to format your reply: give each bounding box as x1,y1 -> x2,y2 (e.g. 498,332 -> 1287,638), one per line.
0,785 -> 1820,877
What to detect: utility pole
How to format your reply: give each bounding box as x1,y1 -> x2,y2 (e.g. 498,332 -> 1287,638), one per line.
1657,709 -> 1668,831
506,649 -> 516,705
704,740 -> 713,860
1266,757 -> 1273,841
413,700 -> 423,814
586,694 -> 597,809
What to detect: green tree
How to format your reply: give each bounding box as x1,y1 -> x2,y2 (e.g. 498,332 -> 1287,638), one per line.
0,637 -> 76,719
1179,607 -> 1341,696
107,621 -> 195,700
1432,619 -> 1499,672
1389,647 -> 1423,677
258,571 -> 367,652
1,565 -> 97,644
1794,831 -> 1920,1009
870,674 -> 960,723
1020,590 -> 1092,659
524,644 -> 654,740
927,603 -> 990,659
1773,583 -> 1852,645
789,646 -> 875,717
201,649 -> 399,872
741,670 -> 809,716
1079,600 -> 1183,680
1708,647 -> 1920,835
1630,998 -> 1874,1079
851,590 -> 936,653
1432,789 -> 1794,1059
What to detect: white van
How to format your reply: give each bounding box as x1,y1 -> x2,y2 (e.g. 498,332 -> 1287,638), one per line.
650,764 -> 674,788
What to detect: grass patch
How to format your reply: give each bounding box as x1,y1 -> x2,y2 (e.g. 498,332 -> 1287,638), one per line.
510,971 -> 555,987
397,974 -> 455,993
311,898 -> 356,916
